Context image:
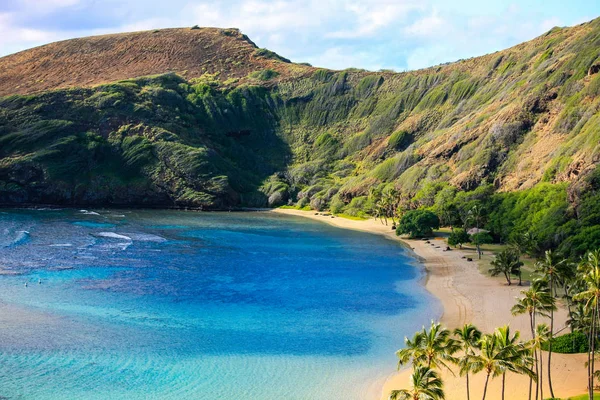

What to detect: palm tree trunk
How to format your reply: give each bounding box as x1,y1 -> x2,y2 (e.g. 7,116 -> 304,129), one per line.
466,373 -> 470,400
588,313 -> 596,399
482,373 -> 490,400
528,312 -> 534,400
593,301 -> 599,396
539,350 -> 544,400
533,311 -> 539,400
501,372 -> 505,400
565,284 -> 573,333
548,278 -> 555,398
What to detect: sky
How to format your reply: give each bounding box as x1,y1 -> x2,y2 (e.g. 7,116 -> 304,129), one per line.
0,0 -> 598,71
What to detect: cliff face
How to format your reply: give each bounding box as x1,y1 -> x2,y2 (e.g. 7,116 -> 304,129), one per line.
0,19 -> 599,209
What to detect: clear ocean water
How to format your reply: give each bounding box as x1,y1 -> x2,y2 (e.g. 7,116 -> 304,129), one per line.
0,208 -> 440,399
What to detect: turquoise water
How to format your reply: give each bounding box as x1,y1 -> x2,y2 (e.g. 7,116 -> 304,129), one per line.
0,209 -> 440,399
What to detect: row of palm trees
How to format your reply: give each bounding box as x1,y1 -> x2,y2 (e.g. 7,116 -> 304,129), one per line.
392,248 -> 600,400
392,322 -> 538,400
511,249 -> 600,400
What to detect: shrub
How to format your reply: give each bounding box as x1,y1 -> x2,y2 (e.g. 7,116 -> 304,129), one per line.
191,25 -> 200,30
330,196 -> 345,214
541,331 -> 588,354
254,48 -> 291,63
471,232 -> 493,246
448,228 -> 470,247
388,130 -> 411,150
396,210 -> 440,238
248,69 -> 280,81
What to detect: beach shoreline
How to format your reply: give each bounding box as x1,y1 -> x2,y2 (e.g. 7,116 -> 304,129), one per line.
272,208 -> 587,400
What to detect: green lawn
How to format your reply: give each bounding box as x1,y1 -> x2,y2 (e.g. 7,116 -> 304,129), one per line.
564,394 -> 600,400
334,213 -> 368,221
434,230 -> 538,285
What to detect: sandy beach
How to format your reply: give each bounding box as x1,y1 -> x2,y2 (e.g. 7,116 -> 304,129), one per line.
273,208 -> 587,400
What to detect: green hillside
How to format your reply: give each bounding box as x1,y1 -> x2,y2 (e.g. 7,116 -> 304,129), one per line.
1,18 -> 600,255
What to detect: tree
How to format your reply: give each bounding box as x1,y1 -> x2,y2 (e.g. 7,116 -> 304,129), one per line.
494,325 -> 534,400
396,210 -> 440,238
529,324 -> 551,400
533,250 -> 568,398
574,250 -> 600,399
511,280 -> 555,400
454,324 -> 482,400
390,366 -> 445,400
397,322 -> 459,372
489,249 -> 523,286
396,322 -> 460,371
470,334 -> 508,400
448,228 -> 470,249
471,232 -> 493,260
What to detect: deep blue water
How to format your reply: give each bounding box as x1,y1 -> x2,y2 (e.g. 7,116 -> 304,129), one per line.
0,209 -> 440,399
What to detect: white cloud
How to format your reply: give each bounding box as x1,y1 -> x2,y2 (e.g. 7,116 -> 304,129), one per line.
304,45 -> 400,71
403,9 -> 444,37
328,0 -> 420,38
19,0 -> 80,13
540,17 -> 562,32
0,12 -> 58,53
187,1 -> 323,32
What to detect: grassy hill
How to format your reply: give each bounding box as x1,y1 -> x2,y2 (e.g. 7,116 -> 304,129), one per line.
1,19 -> 600,253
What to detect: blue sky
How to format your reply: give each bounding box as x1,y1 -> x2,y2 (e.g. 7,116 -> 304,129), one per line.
0,0 -> 598,71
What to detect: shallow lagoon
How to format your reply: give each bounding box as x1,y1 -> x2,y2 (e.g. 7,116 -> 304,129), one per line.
0,209 -> 440,399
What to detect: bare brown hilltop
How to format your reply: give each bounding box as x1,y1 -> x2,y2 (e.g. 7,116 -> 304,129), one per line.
0,27 -> 310,97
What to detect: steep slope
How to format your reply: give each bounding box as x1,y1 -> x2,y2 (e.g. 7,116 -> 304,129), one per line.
0,18 -> 599,225
0,27 -> 308,97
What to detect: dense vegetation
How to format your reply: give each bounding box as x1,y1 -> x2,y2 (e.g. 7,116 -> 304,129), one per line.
1,18 -> 600,251
0,73 -> 289,208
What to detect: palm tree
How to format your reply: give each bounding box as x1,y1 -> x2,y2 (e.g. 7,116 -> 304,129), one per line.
398,331 -> 427,369
534,250 -> 567,398
574,250 -> 600,399
494,325 -> 534,400
454,324 -> 482,400
397,322 -> 460,372
567,301 -> 591,334
511,280 -> 555,400
559,260 -> 578,332
489,249 -> 523,286
529,324 -> 551,400
469,334 -> 508,400
389,366 -> 445,400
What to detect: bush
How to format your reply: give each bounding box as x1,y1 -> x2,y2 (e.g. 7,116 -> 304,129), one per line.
330,196 -> 345,214
248,69 -> 280,81
396,210 -> 440,238
471,232 -> 493,246
541,331 -> 588,354
448,228 -> 470,247
388,130 -> 411,150
254,48 -> 291,63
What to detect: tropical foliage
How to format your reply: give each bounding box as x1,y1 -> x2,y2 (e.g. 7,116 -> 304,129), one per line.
396,210 -> 440,238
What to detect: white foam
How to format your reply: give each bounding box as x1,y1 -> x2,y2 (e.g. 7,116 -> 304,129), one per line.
49,244 -> 73,247
79,210 -> 101,215
126,233 -> 167,242
94,232 -> 132,241
10,231 -> 30,246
